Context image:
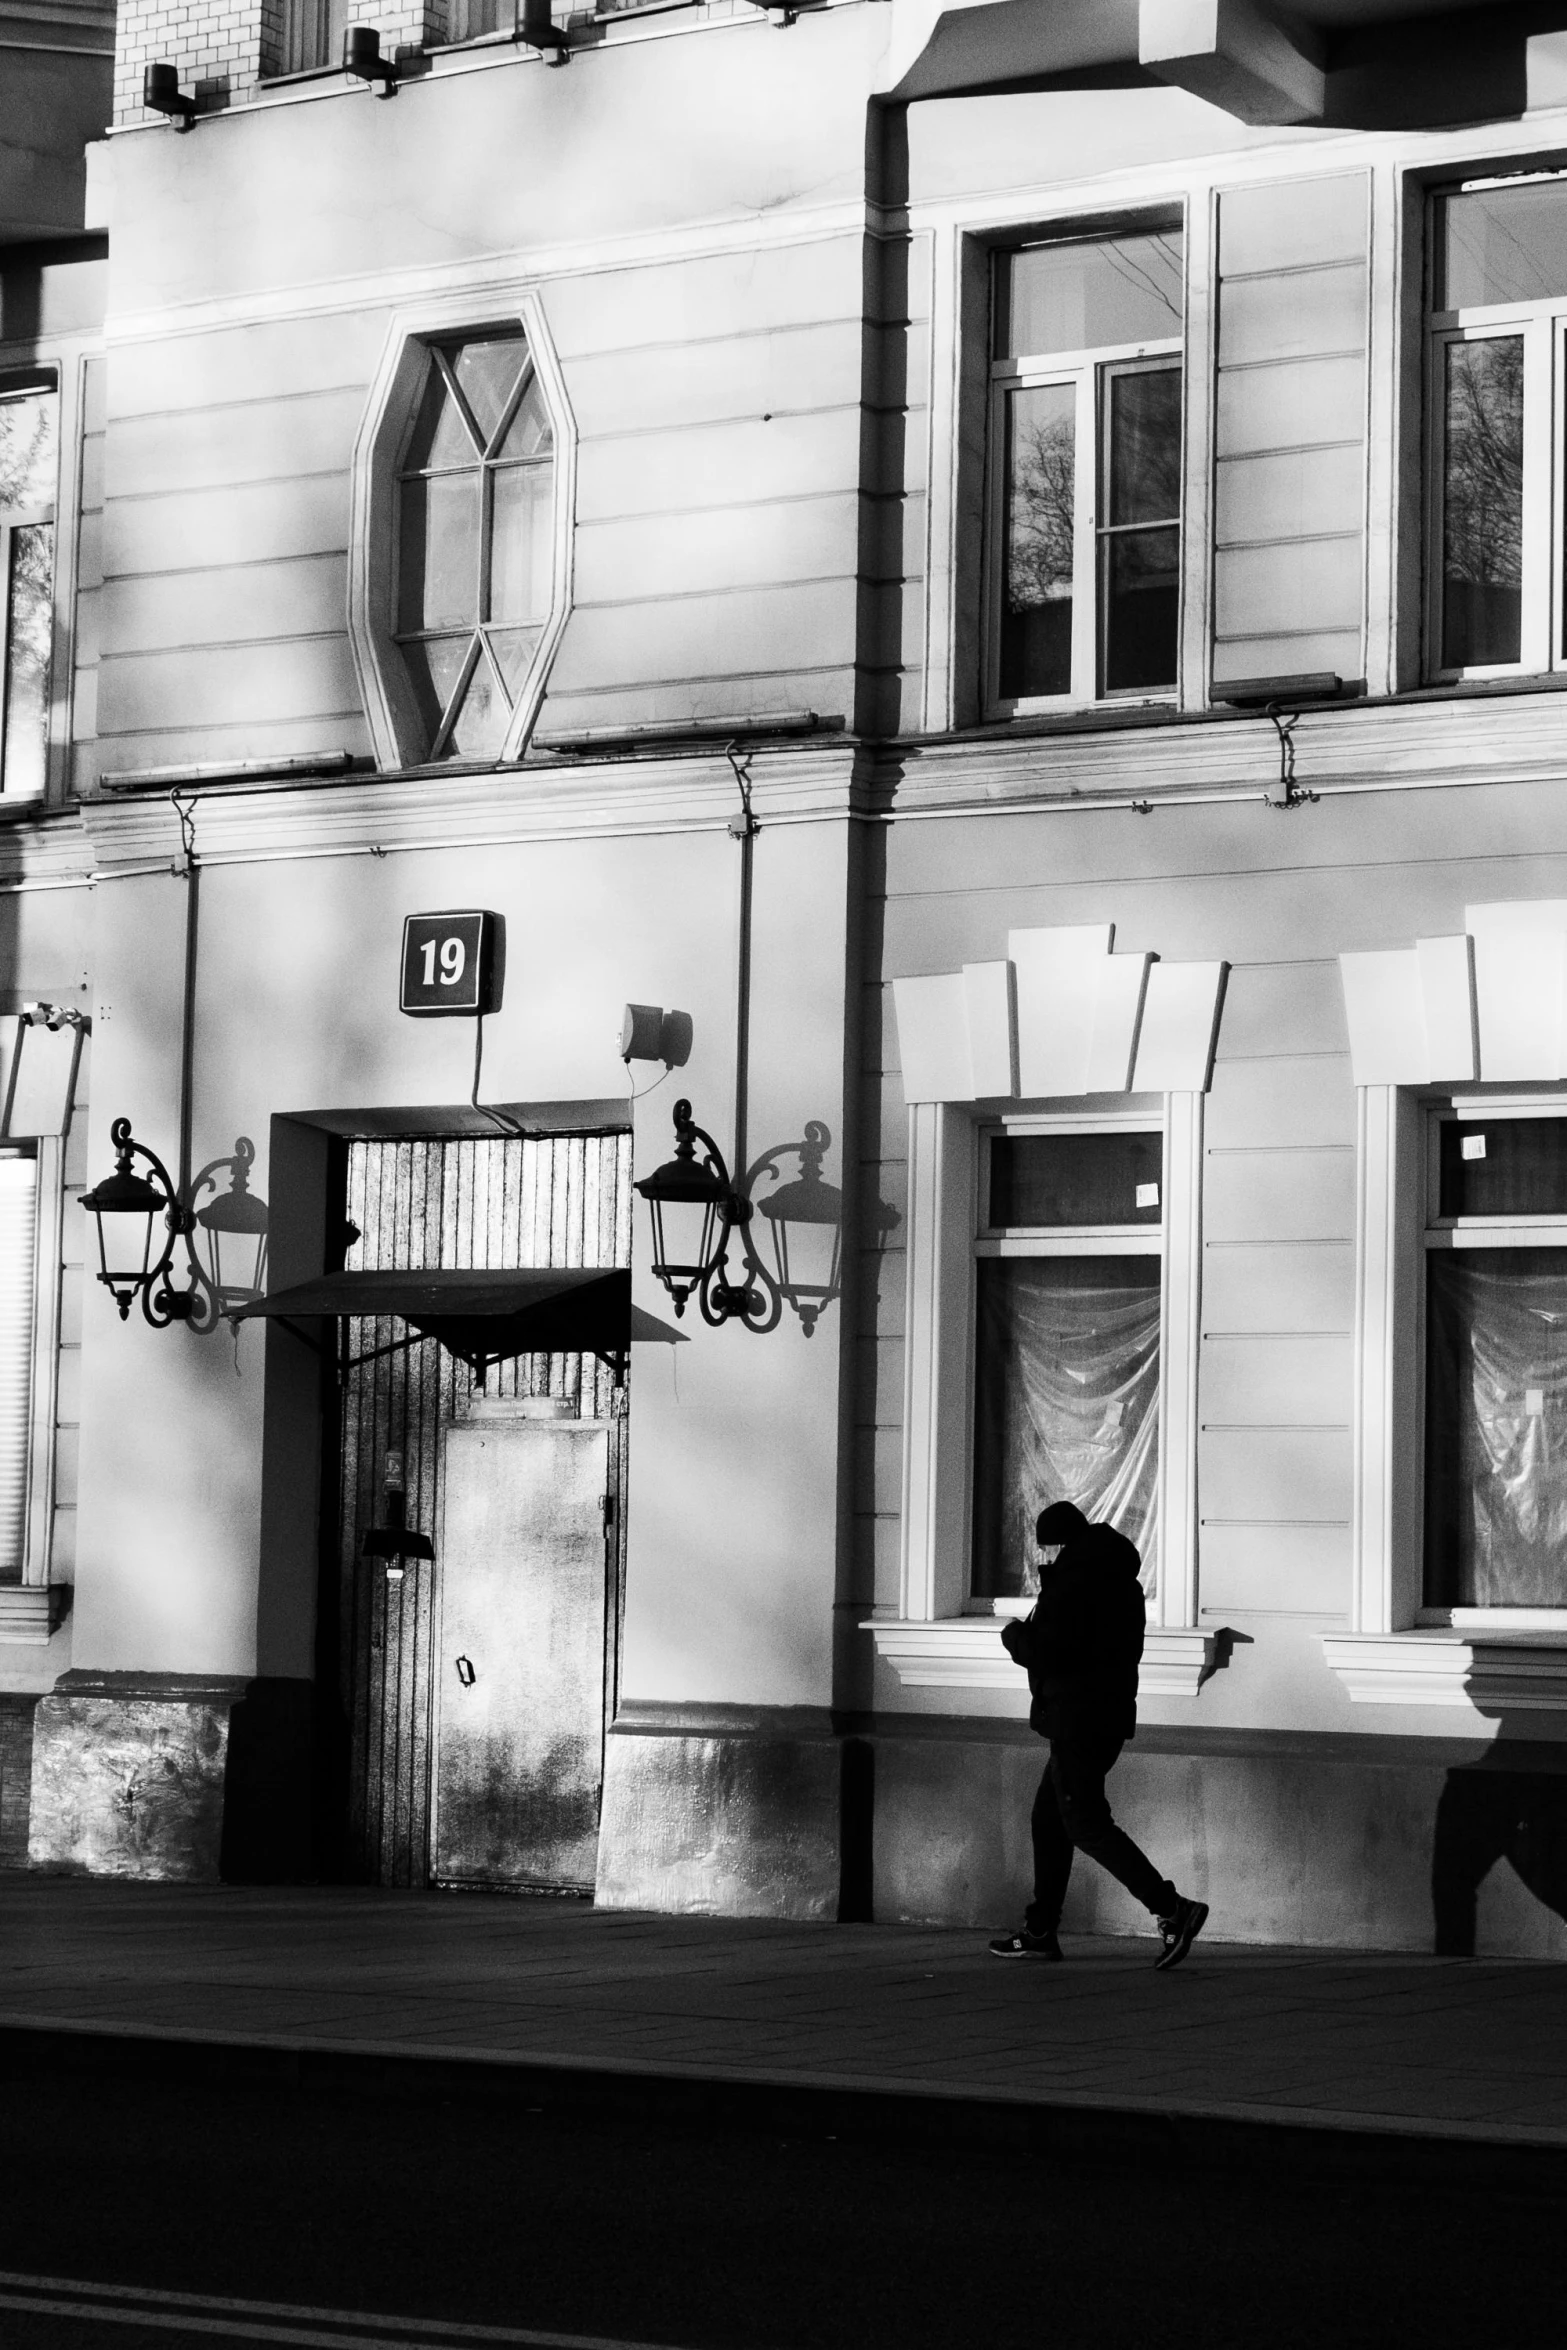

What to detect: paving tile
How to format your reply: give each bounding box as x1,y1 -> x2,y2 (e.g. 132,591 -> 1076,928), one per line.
3,1881 -> 1566,2148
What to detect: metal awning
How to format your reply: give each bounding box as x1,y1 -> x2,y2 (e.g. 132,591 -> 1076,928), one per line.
234,1266 -> 684,1375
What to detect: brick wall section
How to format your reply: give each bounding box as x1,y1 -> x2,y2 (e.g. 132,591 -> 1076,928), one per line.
0,1697 -> 39,1868
113,0 -> 457,123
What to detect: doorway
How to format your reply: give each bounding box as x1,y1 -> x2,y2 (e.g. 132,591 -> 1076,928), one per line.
331,1128 -> 631,1889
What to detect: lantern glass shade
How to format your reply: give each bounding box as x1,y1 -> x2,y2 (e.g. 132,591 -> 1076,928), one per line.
634,1153 -> 731,1311
195,1179 -> 270,1311
757,1170 -> 843,1332
80,1164 -> 169,1318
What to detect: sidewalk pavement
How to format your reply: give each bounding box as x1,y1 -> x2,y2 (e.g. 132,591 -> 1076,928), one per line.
1,1878 -> 1564,2158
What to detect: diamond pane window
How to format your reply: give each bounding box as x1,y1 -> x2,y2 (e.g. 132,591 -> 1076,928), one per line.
394,336 -> 555,763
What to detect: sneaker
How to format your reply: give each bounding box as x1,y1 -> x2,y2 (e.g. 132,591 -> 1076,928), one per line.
988,1928 -> 1063,1961
1154,1896 -> 1209,1971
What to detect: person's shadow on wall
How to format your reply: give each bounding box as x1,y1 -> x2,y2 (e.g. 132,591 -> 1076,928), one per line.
1431,1762 -> 1567,1955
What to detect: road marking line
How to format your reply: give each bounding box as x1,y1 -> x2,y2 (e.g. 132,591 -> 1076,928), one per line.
0,2275 -> 678,2350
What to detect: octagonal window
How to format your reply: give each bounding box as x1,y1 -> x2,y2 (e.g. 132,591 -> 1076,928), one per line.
393,332 -> 557,763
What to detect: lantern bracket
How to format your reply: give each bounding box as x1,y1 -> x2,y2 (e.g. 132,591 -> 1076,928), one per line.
81,791 -> 269,1335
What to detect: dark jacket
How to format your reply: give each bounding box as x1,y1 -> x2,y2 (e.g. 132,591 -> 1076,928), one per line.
1000,1521 -> 1146,1743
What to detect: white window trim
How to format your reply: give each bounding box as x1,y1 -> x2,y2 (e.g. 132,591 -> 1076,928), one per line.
1331,1079 -> 1567,1708
0,1129 -> 67,1643
347,289 -> 576,772
866,1093 -> 1213,1702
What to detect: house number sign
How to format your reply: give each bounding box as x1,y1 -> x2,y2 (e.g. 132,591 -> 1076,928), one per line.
400,911 -> 502,1018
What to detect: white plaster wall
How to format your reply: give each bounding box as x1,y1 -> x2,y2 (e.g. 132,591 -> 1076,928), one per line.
72,804 -> 856,1702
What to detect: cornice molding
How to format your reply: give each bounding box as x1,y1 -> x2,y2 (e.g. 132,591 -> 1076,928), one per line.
103,199 -> 881,352
0,808 -> 96,891
874,691 -> 1567,819
79,742 -> 874,872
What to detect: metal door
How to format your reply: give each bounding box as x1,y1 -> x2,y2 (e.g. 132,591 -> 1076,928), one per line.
432,1409 -> 611,1890
335,1130 -> 631,1888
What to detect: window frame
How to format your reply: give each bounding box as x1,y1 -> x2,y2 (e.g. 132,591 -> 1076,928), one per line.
1423,175 -> 1567,686
970,1115 -> 1164,1617
348,292 -> 575,773
983,233 -> 1186,722
1416,1094 -> 1567,1629
896,1095 -> 1204,1636
1350,1083 -> 1567,1640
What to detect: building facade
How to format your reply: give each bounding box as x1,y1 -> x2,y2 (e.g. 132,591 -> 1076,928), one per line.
4,0 -> 1567,1955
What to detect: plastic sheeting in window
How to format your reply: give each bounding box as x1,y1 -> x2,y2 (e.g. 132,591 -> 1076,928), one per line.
1425,1248 -> 1567,1608
972,1256 -> 1159,1602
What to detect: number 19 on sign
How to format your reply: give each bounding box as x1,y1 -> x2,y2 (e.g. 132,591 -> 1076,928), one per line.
400,911 -> 501,1018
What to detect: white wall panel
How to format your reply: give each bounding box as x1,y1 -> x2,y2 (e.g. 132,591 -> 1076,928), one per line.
892,974 -> 973,1103
1203,1149 -> 1356,1243
1203,1241 -> 1355,1334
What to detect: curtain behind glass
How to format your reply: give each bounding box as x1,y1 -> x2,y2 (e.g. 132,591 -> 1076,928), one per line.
1426,1249 -> 1567,1607
972,1256 -> 1159,1602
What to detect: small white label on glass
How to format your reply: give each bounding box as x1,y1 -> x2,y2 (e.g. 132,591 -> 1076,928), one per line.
1135,1182 -> 1160,1208
1461,1134 -> 1487,1161
1102,1399 -> 1124,1430
1526,1389 -> 1545,1417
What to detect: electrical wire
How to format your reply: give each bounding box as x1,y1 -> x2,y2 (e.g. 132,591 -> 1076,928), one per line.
469,1012 -> 533,1139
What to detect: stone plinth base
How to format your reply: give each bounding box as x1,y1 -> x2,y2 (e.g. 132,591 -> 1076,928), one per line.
27,1672 -> 315,1883
596,1704 -> 847,1921
870,1721 -> 1567,1959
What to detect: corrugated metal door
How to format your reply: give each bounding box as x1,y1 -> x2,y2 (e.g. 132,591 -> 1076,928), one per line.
336,1130 -> 631,1888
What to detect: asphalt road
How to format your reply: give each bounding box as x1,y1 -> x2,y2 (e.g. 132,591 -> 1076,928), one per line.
0,2058 -> 1559,2350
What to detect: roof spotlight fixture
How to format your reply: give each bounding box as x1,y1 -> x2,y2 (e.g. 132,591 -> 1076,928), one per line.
142,61 -> 197,129
343,24 -> 399,95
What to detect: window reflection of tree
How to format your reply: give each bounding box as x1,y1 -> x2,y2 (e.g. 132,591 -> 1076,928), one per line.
1007,401 -> 1074,612
1443,339 -> 1523,592
0,399 -> 54,512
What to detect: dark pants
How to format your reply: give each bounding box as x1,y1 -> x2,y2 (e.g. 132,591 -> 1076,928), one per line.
1024,1735 -> 1177,1936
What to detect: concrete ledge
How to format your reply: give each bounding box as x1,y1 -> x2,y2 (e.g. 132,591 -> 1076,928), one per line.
865,1617 -> 1216,1698
1324,1633 -> 1567,1710
0,1587 -> 70,1644
595,1716 -> 843,1920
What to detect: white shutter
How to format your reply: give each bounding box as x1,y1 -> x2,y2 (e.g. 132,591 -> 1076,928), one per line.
0,1154 -> 38,1575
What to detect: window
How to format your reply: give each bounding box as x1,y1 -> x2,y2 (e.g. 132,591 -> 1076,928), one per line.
276,0 -> 347,72
988,226 -> 1184,712
972,1125 -> 1162,1604
388,329 -> 558,764
0,372 -> 57,802
1428,174 -> 1567,679
441,0 -> 514,44
1423,1109 -> 1567,1614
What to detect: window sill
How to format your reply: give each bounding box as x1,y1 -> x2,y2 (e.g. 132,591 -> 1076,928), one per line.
1323,1632 -> 1567,1709
864,1616 -> 1215,1699
0,1585 -> 68,1644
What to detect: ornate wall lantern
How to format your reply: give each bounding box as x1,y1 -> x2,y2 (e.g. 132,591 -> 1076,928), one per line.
82,1118 -> 267,1333
81,794 -> 268,1335
627,740 -> 845,1340
634,1101 -> 765,1328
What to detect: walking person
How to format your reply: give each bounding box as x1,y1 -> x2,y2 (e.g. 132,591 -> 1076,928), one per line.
990,1500 -> 1209,1970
